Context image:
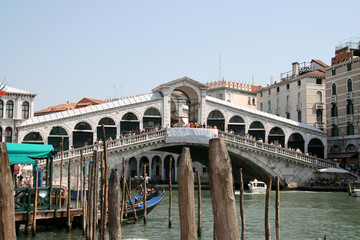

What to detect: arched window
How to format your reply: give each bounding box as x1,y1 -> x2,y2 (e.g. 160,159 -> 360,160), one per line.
347,79 -> 353,92
143,107 -> 162,131
0,100 -> 3,118
6,101 -> 14,118
297,92 -> 301,103
286,95 -> 289,106
5,127 -> 12,143
268,100 -> 271,111
297,111 -> 302,123
316,91 -> 322,103
207,110 -> 225,130
332,83 -> 337,95
22,101 -> 30,119
260,103 -> 263,111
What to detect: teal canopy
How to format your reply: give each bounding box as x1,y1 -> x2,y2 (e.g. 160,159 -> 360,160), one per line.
6,143 -> 55,165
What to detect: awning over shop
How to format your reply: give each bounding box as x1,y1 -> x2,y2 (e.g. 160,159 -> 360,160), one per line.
6,143 -> 55,165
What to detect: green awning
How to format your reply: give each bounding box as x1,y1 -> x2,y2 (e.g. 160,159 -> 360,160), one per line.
6,143 -> 55,165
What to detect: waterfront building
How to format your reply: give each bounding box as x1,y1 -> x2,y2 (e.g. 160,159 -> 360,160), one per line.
0,86 -> 36,143
256,60 -> 328,131
325,38 -> 360,167
205,80 -> 259,110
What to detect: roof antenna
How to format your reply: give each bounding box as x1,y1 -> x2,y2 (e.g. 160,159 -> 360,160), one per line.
219,52 -> 222,81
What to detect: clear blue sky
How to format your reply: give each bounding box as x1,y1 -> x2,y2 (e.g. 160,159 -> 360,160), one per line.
1,0 -> 359,111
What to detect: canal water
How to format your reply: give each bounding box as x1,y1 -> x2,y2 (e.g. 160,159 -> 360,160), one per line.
17,189 -> 360,239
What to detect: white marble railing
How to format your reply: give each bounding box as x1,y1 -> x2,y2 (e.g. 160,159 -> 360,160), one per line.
219,132 -> 337,168
52,128 -> 335,169
53,130 -> 167,162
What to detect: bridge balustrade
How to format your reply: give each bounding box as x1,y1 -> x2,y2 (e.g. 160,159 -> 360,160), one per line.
51,128 -> 335,169
219,132 -> 336,168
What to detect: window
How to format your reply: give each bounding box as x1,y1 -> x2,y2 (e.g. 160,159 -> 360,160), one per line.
316,78 -> 322,84
332,83 -> 337,95
347,124 -> 354,135
316,109 -> 323,122
347,101 -> 354,114
331,126 -> 338,137
331,104 -> 338,117
260,103 -> 263,111
0,100 -> 3,118
286,84 -> 290,90
248,97 -> 251,105
286,113 -> 290,119
297,111 -> 302,123
347,63 -> 352,71
268,89 -> 271,95
277,87 -> 280,93
5,127 -> 12,142
286,95 -> 289,106
268,101 -> 271,111
218,93 -> 223,100
203,167 -> 207,173
347,79 -> 353,92
297,80 -> 301,86
260,91 -> 263,97
252,98 -> 255,105
22,102 -> 30,119
6,101 -> 13,118
332,68 -> 336,76
316,91 -> 322,103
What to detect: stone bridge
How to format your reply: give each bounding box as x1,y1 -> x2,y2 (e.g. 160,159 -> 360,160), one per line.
47,128 -> 337,188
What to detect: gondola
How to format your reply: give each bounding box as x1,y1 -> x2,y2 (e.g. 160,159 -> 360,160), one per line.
123,187 -> 165,221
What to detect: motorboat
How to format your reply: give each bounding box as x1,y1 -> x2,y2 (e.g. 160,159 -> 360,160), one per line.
248,179 -> 267,193
352,188 -> 360,197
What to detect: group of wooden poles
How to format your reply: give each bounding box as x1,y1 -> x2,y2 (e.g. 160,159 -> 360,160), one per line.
177,137 -> 281,240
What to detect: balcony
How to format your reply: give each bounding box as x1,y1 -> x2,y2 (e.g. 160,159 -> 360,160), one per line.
275,108 -> 280,115
330,95 -> 337,103
285,105 -> 291,113
315,103 -> 324,110
331,117 -> 337,125
346,92 -> 353,100
315,122 -> 324,129
346,115 -> 353,123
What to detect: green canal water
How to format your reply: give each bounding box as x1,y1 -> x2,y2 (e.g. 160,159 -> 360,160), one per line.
17,190 -> 360,239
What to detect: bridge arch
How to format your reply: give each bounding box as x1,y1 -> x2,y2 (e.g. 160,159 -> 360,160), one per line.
22,131 -> 44,144
120,112 -> 140,135
128,157 -> 137,178
48,126 -> 69,151
164,155 -> 176,182
248,121 -> 265,141
207,109 -> 225,130
308,138 -> 325,158
139,156 -> 150,177
73,121 -> 93,148
268,127 -> 285,147
143,107 -> 162,131
228,115 -> 245,135
288,132 -> 305,153
151,155 -> 162,183
97,117 -> 116,140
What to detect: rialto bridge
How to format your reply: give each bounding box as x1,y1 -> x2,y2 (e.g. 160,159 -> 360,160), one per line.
17,77 -> 336,188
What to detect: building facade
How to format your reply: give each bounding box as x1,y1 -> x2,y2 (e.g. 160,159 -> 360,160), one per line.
0,86 -> 36,143
256,60 -> 328,131
326,40 -> 360,167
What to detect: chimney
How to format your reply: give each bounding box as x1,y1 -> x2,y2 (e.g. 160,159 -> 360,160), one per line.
67,101 -> 69,104
292,62 -> 299,77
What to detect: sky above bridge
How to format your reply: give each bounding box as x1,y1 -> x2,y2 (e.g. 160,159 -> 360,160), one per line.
1,0 -> 359,111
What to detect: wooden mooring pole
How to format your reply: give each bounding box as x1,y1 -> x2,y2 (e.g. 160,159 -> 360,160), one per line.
102,124 -> 110,236
209,138 -> 240,240
178,147 -> 196,240
121,158 -> 127,221
275,176 -> 280,240
108,169 -> 121,240
0,143 -> 16,240
76,165 -> 80,208
239,168 -> 246,240
32,170 -> 39,236
143,165 -> 147,224
265,176 -> 272,240
99,152 -> 106,240
348,181 -> 352,196
82,154 -> 87,236
168,156 -> 172,228
66,158 -> 72,232
92,152 -> 98,239
196,170 -> 202,237
59,137 -> 64,209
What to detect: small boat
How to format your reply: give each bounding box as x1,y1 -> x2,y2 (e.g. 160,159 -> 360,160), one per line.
352,188 -> 360,197
124,187 -> 165,220
248,179 -> 267,193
